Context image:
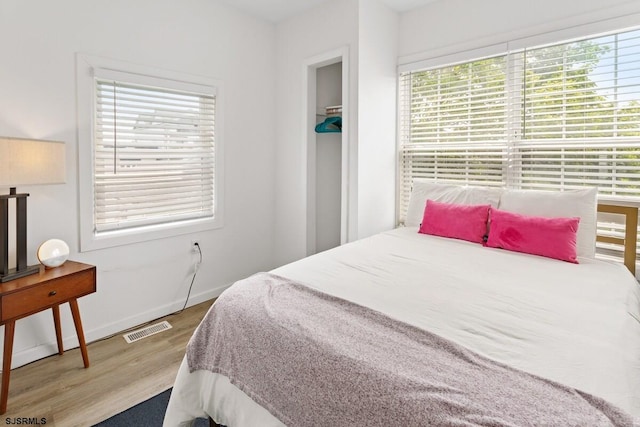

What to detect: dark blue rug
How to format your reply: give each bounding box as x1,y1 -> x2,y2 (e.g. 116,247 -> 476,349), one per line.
93,388 -> 209,427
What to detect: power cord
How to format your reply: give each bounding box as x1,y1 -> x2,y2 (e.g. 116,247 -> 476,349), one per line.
178,241 -> 202,313
80,243 -> 204,347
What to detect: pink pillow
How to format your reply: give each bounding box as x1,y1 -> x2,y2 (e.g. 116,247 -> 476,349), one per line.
486,208 -> 580,263
419,200 -> 490,244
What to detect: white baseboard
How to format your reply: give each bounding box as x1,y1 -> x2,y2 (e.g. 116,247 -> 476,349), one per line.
10,282 -> 231,369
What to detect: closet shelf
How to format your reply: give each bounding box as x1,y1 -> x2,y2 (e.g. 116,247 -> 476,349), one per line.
316,105 -> 343,117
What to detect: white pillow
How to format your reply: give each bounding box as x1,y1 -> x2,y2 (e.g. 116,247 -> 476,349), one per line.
405,180 -> 503,227
497,188 -> 598,259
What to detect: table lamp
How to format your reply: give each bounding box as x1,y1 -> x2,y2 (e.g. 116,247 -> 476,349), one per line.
0,137 -> 66,282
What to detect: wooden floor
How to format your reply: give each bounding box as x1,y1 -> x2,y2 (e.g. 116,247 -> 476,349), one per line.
2,299 -> 213,427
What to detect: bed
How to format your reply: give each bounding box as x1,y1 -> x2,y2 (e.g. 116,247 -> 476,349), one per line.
163,184 -> 640,426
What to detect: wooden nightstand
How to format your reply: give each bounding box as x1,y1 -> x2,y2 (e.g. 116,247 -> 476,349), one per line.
0,260 -> 96,414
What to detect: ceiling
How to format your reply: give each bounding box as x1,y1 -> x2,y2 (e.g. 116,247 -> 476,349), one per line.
219,0 -> 441,23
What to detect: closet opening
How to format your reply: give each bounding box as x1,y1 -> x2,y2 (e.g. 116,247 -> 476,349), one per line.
305,48 -> 349,256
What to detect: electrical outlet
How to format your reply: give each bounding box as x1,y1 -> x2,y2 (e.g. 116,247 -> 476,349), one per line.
191,240 -> 200,252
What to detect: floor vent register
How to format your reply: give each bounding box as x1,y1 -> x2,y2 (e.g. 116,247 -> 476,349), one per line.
123,321 -> 173,344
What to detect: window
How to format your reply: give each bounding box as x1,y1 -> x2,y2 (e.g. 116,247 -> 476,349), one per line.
77,55 -> 223,250
399,27 -> 640,261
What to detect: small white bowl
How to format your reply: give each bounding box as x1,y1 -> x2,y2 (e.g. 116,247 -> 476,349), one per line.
37,239 -> 70,269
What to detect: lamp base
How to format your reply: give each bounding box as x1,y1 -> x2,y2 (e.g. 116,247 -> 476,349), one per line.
0,265 -> 40,283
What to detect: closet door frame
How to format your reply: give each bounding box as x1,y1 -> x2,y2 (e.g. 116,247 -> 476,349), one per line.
304,47 -> 351,256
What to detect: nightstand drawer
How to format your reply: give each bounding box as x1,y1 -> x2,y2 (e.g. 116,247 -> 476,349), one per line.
1,270 -> 95,321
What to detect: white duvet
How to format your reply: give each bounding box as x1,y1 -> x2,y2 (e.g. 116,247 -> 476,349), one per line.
164,227 -> 640,426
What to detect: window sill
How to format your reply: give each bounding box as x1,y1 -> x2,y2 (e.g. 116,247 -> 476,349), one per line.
80,215 -> 223,252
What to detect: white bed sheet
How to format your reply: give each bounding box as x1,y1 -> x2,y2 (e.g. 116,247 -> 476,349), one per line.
165,227 -> 640,426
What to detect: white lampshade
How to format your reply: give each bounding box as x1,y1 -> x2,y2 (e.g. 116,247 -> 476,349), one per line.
0,137 -> 66,187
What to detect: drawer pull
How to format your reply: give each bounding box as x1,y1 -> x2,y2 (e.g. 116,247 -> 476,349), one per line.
49,291 -> 57,296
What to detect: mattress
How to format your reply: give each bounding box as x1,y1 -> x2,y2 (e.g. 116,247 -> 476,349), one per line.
164,227 -> 640,426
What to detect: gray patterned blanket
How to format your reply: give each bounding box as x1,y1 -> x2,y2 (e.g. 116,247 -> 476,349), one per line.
187,272 -> 634,427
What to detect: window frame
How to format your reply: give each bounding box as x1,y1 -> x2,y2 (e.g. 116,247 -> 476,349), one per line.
398,19 -> 640,212
76,54 -> 224,251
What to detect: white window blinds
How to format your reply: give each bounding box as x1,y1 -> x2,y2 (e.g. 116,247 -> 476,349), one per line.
398,55 -> 509,214
516,30 -> 640,196
94,75 -> 216,233
399,27 -> 640,222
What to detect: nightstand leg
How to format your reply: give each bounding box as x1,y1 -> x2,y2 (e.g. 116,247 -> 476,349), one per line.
69,299 -> 89,368
1,320 -> 15,415
52,305 -> 64,355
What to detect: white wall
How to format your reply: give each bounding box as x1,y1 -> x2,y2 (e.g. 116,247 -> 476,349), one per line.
274,0 -> 360,265
357,0 -> 398,238
0,0 -> 277,367
274,0 -> 402,265
399,0 -> 640,62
